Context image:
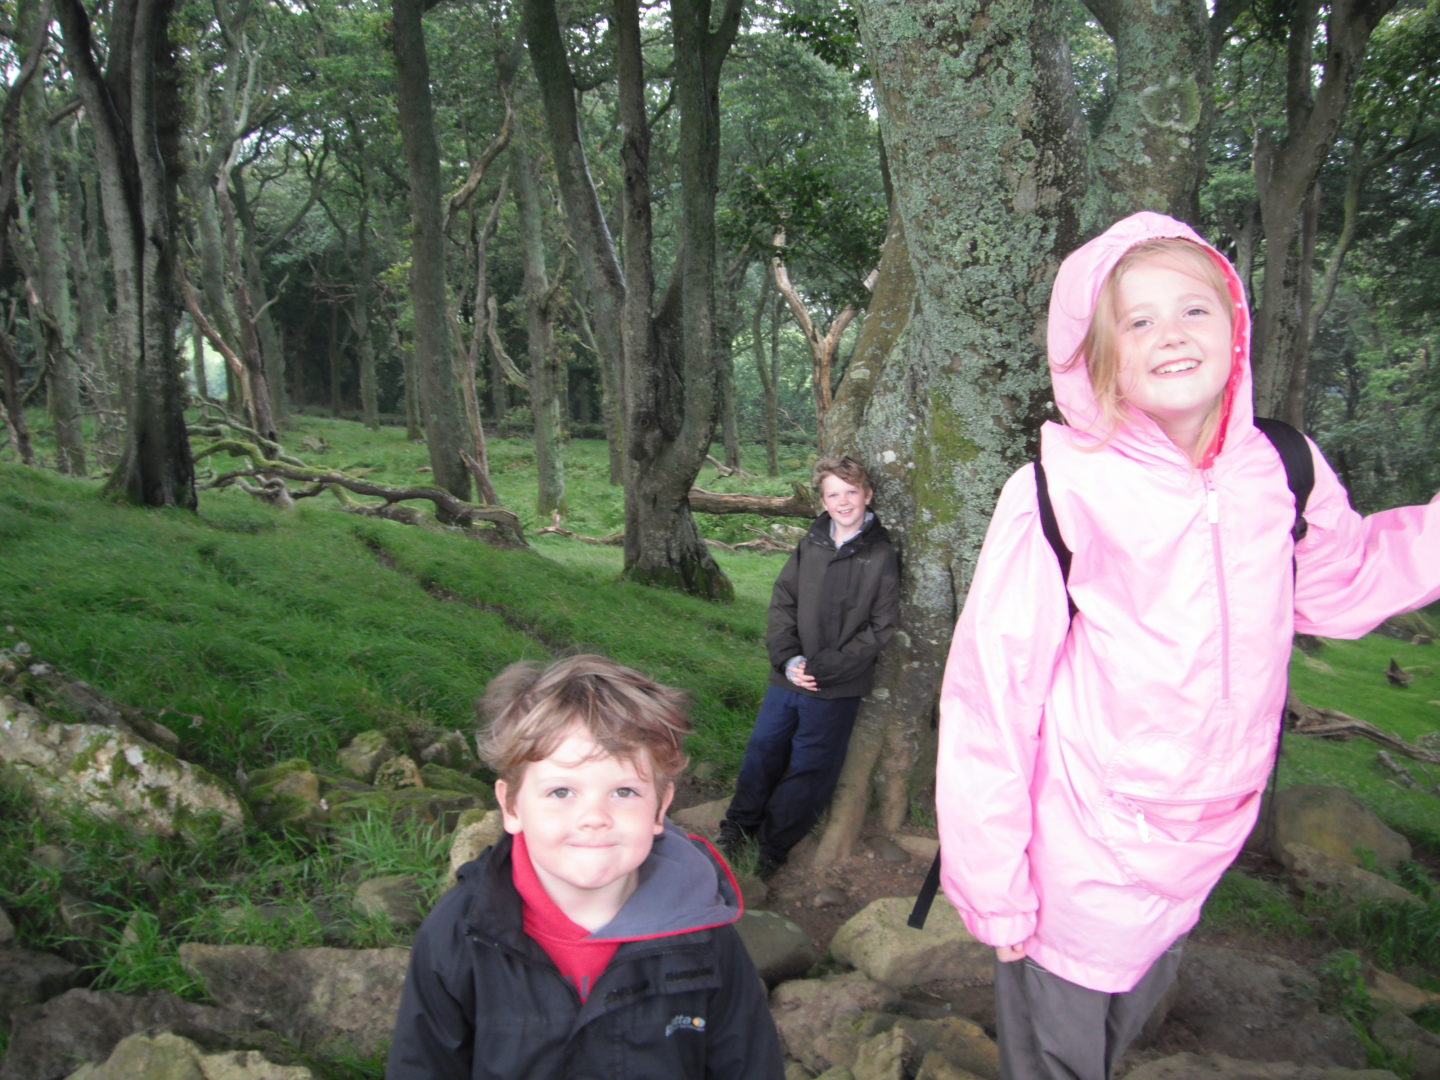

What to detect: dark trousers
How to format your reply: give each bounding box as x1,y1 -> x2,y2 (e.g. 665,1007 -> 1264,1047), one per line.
724,685 -> 861,862
992,937 -> 1184,1080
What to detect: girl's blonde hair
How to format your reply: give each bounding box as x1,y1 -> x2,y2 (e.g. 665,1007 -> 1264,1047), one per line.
1066,237 -> 1235,460
477,655 -> 691,804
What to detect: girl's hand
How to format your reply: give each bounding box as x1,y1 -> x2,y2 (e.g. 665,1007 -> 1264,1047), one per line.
995,942 -> 1028,963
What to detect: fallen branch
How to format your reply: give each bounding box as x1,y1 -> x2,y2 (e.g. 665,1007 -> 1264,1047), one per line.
195,439 -> 523,535
688,483 -> 815,518
1287,696 -> 1440,766
536,524 -> 623,545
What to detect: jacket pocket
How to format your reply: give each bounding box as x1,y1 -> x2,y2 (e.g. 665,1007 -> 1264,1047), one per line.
1100,735 -> 1266,901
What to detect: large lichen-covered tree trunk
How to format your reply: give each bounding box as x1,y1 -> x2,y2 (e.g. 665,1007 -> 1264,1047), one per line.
817,0 -> 1225,866
814,0 -> 1085,864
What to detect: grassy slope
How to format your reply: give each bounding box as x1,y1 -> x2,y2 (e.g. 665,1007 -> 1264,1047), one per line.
2,414 -> 1438,1069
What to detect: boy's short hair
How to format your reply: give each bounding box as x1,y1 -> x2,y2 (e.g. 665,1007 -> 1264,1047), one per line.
812,456 -> 872,496
476,655 -> 691,800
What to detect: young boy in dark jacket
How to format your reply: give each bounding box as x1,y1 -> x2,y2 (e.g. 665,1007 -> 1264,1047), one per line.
386,655 -> 783,1080
718,456 -> 900,877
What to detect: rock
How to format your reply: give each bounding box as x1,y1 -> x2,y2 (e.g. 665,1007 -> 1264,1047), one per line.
735,909 -> 819,984
1368,969 -> 1440,1015
178,943 -> 409,1059
354,875 -> 426,928
814,886 -> 848,909
1300,655 -> 1335,675
419,762 -> 490,797
670,797 -> 727,838
0,948 -> 78,1023
770,971 -> 901,1074
891,1016 -> 998,1080
373,755 -> 424,790
1122,1052 -> 1402,1078
1371,1007 -> 1440,1079
336,731 -> 395,783
28,845 -> 74,877
246,760 -> 325,832
1281,842 -> 1424,908
64,1031 -> 314,1080
0,695 -> 247,839
328,787 -> 484,831
893,835 -> 940,861
735,871 -> 770,909
418,731 -> 477,771
829,897 -> 991,988
1269,785 -> 1411,869
1167,943 -> 1367,1069
850,1025 -> 909,1080
57,892 -> 107,943
446,809 -> 504,888
0,906 -> 13,946
0,988 -> 275,1080
864,836 -> 912,865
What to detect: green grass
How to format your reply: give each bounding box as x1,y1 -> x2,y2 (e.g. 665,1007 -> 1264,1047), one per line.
1284,634 -> 1440,853
6,409 -> 1440,1074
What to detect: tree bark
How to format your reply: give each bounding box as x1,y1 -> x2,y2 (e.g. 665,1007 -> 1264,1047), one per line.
23,88 -> 85,474
523,0 -> 738,599
751,272 -> 780,477
390,0 -> 473,507
813,0 -> 1088,866
512,143 -> 565,517
1250,0 -> 1398,425
57,0 -> 196,509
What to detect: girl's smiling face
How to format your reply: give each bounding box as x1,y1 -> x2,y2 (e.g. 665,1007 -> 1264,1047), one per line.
1113,256 -> 1234,458
496,727 -> 672,929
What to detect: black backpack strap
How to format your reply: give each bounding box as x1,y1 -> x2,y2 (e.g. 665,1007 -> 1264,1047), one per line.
908,850 -> 943,929
909,458 -> 1078,930
1253,417 -> 1314,545
1251,417 -> 1315,853
1034,458 -> 1078,620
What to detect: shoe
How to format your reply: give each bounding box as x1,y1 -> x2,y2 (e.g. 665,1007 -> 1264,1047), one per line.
715,820 -> 747,862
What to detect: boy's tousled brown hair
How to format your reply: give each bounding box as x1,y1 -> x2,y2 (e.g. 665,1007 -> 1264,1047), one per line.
477,655 -> 691,799
812,455 -> 872,495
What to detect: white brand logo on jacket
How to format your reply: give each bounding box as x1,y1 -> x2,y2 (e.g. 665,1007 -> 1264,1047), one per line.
665,1014 -> 707,1037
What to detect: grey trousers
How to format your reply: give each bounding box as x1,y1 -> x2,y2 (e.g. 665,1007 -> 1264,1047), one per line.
992,937 -> 1184,1080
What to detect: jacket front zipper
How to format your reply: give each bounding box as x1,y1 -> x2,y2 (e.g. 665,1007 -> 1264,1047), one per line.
1204,470 -> 1231,702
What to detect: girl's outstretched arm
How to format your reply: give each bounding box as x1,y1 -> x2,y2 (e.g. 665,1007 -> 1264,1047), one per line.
1292,440 -> 1440,637
936,464 -> 1071,951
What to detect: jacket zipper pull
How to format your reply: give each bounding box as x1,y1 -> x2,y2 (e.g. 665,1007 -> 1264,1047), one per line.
1205,475 -> 1219,524
1134,808 -> 1151,843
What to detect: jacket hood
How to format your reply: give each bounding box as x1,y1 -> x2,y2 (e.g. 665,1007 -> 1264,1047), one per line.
590,821 -> 743,941
458,824 -> 742,945
1046,211 -> 1253,468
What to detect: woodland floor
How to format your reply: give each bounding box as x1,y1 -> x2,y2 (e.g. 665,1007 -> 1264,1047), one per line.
671,772 -> 1392,1073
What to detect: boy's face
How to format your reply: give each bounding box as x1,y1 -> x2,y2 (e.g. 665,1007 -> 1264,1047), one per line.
496,727 -> 673,925
819,473 -> 872,535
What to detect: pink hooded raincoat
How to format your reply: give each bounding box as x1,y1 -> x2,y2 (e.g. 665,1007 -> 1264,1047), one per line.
936,211 -> 1440,993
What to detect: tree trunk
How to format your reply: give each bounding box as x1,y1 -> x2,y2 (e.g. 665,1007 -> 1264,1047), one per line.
23,93 -> 85,474
1250,0 -> 1398,425
751,272 -> 779,477
390,0 -> 473,507
814,0 -> 1087,866
524,0 -> 738,599
58,0 -> 195,509
1083,0 -> 1213,226
512,145 -> 565,517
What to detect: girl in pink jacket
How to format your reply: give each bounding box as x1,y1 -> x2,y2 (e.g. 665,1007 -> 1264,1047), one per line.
936,212 -> 1440,1079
